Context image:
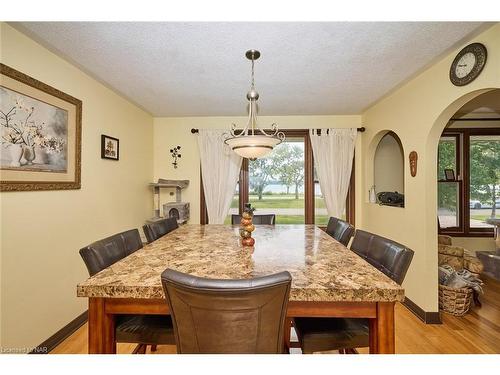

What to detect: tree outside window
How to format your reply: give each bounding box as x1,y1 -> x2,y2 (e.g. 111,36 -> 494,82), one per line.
438,131 -> 499,234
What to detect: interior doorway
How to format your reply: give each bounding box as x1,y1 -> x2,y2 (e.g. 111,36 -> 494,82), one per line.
437,89 -> 500,238
435,89 -> 499,323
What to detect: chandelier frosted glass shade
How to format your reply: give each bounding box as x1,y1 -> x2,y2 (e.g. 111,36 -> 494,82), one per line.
224,49 -> 284,160
224,134 -> 282,159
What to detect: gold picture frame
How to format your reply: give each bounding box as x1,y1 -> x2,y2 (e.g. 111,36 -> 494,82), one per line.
0,63 -> 82,191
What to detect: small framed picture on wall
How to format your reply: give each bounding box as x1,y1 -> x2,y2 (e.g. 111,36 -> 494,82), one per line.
101,135 -> 119,161
444,169 -> 455,181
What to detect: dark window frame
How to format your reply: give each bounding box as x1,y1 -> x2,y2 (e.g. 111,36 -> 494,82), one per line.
439,127 -> 499,237
200,129 -> 355,226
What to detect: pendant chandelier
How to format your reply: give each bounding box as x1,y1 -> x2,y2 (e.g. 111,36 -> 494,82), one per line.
224,50 -> 284,160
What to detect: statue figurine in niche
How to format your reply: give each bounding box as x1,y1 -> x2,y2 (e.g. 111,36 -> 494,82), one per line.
170,146 -> 182,168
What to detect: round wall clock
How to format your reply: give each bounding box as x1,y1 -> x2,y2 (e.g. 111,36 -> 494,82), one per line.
449,43 -> 487,86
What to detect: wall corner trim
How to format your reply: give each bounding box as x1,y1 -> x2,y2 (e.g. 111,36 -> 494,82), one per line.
402,297 -> 442,324
29,310 -> 88,354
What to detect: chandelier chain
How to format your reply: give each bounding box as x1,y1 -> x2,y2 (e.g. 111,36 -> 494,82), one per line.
251,58 -> 255,89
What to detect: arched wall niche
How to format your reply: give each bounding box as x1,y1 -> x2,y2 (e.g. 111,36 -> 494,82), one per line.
374,131 -> 405,197
365,129 -> 405,204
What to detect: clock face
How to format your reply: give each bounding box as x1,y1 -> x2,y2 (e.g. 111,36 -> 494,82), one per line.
455,52 -> 476,78
450,43 -> 487,86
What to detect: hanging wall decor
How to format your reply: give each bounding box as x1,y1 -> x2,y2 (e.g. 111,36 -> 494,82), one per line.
409,151 -> 418,177
170,145 -> 181,168
0,63 -> 82,191
101,135 -> 119,160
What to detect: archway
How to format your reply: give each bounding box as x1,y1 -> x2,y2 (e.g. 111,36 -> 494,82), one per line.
424,87 -> 499,311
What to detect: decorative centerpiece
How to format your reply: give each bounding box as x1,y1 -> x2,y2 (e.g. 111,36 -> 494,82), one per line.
239,203 -> 256,246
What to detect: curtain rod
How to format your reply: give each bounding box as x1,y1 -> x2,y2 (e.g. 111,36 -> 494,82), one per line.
190,127 -> 365,134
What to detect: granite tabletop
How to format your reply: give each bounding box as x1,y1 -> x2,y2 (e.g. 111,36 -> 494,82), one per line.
77,224 -> 404,302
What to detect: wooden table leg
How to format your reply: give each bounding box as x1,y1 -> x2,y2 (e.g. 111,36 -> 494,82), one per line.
88,298 -> 116,354
369,302 -> 395,354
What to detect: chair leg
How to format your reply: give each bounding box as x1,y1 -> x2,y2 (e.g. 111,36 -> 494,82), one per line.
151,345 -> 157,352
345,348 -> 359,354
132,344 -> 147,354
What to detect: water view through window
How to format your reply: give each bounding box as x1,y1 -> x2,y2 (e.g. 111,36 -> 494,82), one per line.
225,138 -> 328,224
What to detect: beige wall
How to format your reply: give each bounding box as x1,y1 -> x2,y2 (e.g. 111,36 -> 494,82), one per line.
361,23 -> 500,311
153,116 -> 362,224
374,133 -> 405,194
0,23 -> 154,349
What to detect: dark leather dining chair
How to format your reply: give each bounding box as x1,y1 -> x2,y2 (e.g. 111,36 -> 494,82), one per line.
143,217 -> 179,244
161,269 -> 292,353
350,230 -> 414,285
79,229 -> 175,353
231,214 -> 276,225
79,229 -> 142,277
293,230 -> 414,354
325,217 -> 355,247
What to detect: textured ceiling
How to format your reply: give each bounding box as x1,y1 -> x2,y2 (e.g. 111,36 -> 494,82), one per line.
13,22 -> 487,116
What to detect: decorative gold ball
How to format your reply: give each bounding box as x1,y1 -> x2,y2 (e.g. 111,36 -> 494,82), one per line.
240,218 -> 252,226
239,229 -> 252,238
242,212 -> 252,219
242,237 -> 255,246
244,224 -> 255,233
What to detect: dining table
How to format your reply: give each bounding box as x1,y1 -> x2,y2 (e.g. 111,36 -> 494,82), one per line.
77,224 -> 404,354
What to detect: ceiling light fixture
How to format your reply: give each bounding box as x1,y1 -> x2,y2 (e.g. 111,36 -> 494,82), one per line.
224,50 -> 284,160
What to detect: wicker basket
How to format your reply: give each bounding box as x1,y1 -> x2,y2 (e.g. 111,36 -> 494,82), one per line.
439,284 -> 473,316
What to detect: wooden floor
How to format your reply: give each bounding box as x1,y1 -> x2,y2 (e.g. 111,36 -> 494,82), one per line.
51,275 -> 500,354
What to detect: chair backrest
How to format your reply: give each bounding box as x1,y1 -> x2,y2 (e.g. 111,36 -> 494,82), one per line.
350,230 -> 414,285
231,214 -> 276,225
161,269 -> 292,354
79,229 -> 143,276
325,217 -> 355,246
142,217 -> 179,243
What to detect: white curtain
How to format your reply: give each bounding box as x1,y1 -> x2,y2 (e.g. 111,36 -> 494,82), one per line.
197,129 -> 243,224
310,128 -> 357,218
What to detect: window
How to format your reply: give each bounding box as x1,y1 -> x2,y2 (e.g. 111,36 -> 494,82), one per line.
469,135 -> 500,229
248,138 -> 305,224
438,129 -> 499,236
202,129 -> 355,225
438,182 -> 460,229
438,135 -> 461,230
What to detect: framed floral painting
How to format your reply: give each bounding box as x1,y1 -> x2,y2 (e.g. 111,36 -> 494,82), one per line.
0,64 -> 82,191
